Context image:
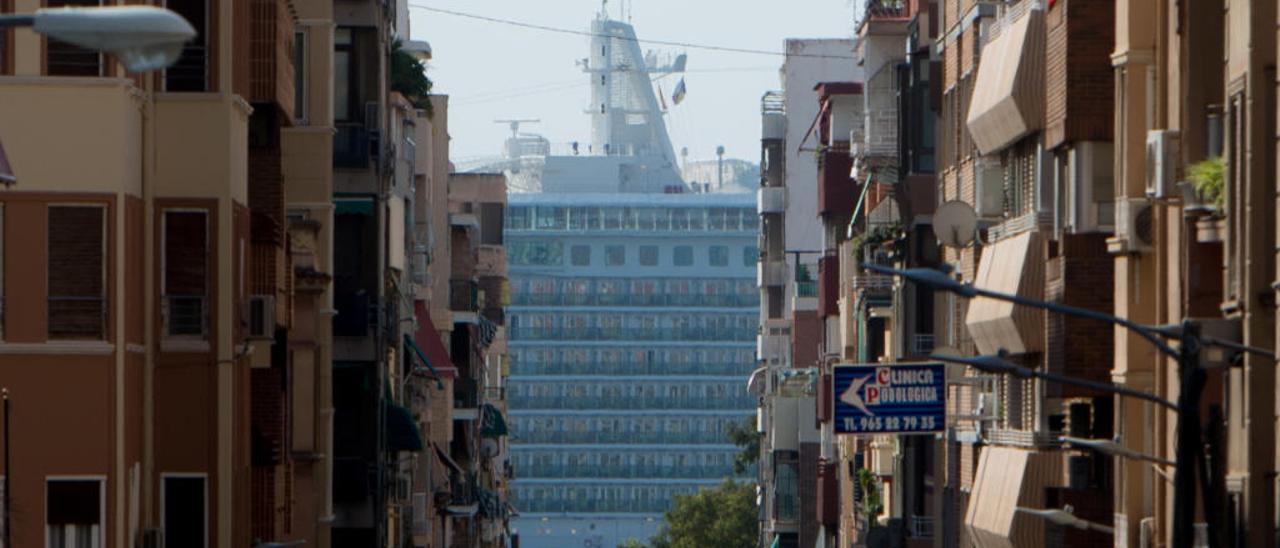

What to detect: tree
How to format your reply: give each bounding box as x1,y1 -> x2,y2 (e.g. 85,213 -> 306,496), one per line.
390,40 -> 434,117
726,418 -> 760,475
649,480 -> 758,548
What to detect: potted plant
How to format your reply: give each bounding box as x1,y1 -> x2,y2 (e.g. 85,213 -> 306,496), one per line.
1186,156 -> 1225,243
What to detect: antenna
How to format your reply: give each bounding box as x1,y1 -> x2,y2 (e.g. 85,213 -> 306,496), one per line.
494,119 -> 541,139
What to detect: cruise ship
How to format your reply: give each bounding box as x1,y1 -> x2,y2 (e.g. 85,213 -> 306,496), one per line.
470,10 -> 761,548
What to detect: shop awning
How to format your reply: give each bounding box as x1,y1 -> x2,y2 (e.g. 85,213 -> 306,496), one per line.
384,402 -> 425,452
411,301 -> 458,383
334,197 -> 375,216
433,442 -> 464,476
965,7 -> 1045,155
480,403 -> 508,437
964,231 -> 1044,355
964,446 -> 1063,548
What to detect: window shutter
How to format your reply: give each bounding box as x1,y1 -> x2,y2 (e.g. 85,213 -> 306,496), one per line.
48,205 -> 105,338
164,211 -> 208,295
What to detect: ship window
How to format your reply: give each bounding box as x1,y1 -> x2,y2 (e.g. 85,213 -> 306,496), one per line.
673,246 -> 693,266
571,245 -> 591,266
605,245 -> 625,266
709,245 -> 729,267
639,245 -> 659,266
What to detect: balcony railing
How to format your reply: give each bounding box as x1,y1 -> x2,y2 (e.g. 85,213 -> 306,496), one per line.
795,280 -> 818,298
450,474 -> 478,507
509,362 -> 749,376
515,463 -> 740,479
334,124 -> 371,169
908,515 -> 935,539
508,326 -> 756,342
512,430 -> 744,445
510,497 -> 679,515
48,296 -> 107,339
510,293 -> 759,308
450,279 -> 479,313
161,295 -> 207,337
507,394 -> 756,411
851,273 -> 895,290
911,334 -> 935,355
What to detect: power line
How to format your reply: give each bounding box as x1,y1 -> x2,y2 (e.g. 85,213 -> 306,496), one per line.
409,4 -> 854,59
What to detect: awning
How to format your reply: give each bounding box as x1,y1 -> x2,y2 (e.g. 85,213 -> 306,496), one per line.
746,366 -> 769,395
965,231 -> 1043,355
480,403 -> 508,437
965,7 -> 1045,155
964,446 -> 1063,548
412,302 -> 458,381
433,442 -> 464,476
385,403 -> 425,452
334,197 -> 375,216
0,141 -> 14,185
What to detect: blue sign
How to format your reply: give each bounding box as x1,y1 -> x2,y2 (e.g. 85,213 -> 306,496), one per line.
833,363 -> 945,435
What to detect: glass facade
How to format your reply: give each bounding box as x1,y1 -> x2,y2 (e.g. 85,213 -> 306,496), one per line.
507,194 -> 758,526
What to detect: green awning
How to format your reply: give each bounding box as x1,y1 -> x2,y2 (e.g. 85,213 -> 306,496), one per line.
385,402 -> 425,452
481,403 -> 508,437
770,535 -> 781,548
335,197 -> 374,216
404,334 -> 445,389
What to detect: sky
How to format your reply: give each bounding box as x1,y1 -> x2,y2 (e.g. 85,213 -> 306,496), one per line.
409,0 -> 857,165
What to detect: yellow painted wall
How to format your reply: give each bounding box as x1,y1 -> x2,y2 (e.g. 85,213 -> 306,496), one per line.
152,94 -> 250,204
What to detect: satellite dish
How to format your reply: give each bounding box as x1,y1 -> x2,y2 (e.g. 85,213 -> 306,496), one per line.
933,200 -> 978,247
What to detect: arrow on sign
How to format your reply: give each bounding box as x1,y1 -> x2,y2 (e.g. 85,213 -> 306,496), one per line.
840,374 -> 874,416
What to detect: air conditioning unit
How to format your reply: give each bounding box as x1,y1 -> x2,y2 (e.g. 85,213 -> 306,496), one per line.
1145,129 -> 1181,198
139,528 -> 163,548
1115,197 -> 1155,253
974,161 -> 1004,218
246,295 -> 275,339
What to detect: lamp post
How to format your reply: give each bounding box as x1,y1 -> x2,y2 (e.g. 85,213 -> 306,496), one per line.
863,262 -> 1274,548
1016,505 -> 1114,535
0,6 -> 195,72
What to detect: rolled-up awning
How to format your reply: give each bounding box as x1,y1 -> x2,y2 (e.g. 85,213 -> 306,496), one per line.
385,402 -> 425,452
746,366 -> 769,395
965,231 -> 1044,355
965,7 -> 1045,154
965,446 -> 1063,548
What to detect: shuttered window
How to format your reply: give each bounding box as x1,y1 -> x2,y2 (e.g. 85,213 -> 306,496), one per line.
46,0 -> 103,76
48,205 -> 105,339
163,210 -> 209,337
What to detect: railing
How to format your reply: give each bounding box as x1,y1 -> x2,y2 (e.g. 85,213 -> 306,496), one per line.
795,280 -> 818,298
908,515 -> 935,538
508,395 -> 756,411
334,124 -> 371,169
515,463 -> 740,480
510,293 -> 759,308
450,279 -> 479,313
851,273 -> 895,290
509,362 -> 749,376
164,45 -> 209,92
161,295 -> 206,337
512,430 -> 743,445
912,334 -> 935,355
864,0 -> 907,20
450,474 -> 478,507
508,326 -> 756,342
509,497 -> 678,515
47,296 -> 106,339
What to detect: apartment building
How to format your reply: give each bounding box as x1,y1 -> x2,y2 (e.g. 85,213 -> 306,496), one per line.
0,0 -> 335,545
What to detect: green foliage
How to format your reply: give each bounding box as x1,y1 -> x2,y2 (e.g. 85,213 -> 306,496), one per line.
725,418 -> 760,475
649,480 -> 758,548
856,468 -> 883,519
851,222 -> 905,265
1188,156 -> 1225,211
390,40 -> 434,116
619,539 -> 649,548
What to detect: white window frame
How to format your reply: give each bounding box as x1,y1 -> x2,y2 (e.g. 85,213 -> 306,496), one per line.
45,475 -> 105,548
160,473 -> 208,548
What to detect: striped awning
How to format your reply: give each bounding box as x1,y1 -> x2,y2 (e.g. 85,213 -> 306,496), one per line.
965,231 -> 1044,355
965,7 -> 1046,155
965,446 -> 1063,548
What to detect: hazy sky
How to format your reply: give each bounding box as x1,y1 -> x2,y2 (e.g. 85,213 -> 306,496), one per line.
409,0 -> 856,165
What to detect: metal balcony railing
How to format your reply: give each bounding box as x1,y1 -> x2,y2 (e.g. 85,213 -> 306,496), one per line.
851,273 -> 895,290
509,362 -> 748,376
507,326 -> 756,342
795,280 -> 818,298
334,124 -> 371,169
912,334 -> 935,355
510,292 -> 759,308
161,295 -> 207,337
908,515 -> 935,538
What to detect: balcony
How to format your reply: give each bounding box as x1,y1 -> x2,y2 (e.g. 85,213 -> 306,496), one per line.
851,271 -> 895,292
508,361 -> 748,376
507,394 -> 757,411
757,186 -> 787,214
759,260 -> 787,287
509,292 -> 759,308
911,334 -> 935,355
248,0 -> 296,115
864,0 -> 907,19
333,124 -> 371,169
794,280 -> 818,299
507,326 -> 756,342
908,515 -> 934,539
818,149 -> 858,217
450,279 -> 479,313
515,463 -> 741,480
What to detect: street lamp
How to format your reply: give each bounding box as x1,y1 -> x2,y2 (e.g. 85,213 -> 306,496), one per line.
864,262 -> 1273,548
929,352 -> 1175,411
1059,436 -> 1176,467
0,6 -> 196,72
1016,505 -> 1114,535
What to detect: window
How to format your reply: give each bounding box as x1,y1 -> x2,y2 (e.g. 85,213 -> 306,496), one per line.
334,28 -> 354,121
162,210 -> 209,337
48,205 -> 106,339
164,0 -> 208,90
708,245 -> 729,267
639,245 -> 658,266
570,245 -> 591,266
508,241 -> 563,266
46,0 -> 103,76
162,475 -> 206,548
46,479 -> 102,548
293,29 -> 307,122
742,245 -> 758,267
673,246 -> 693,266
605,245 -> 625,266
